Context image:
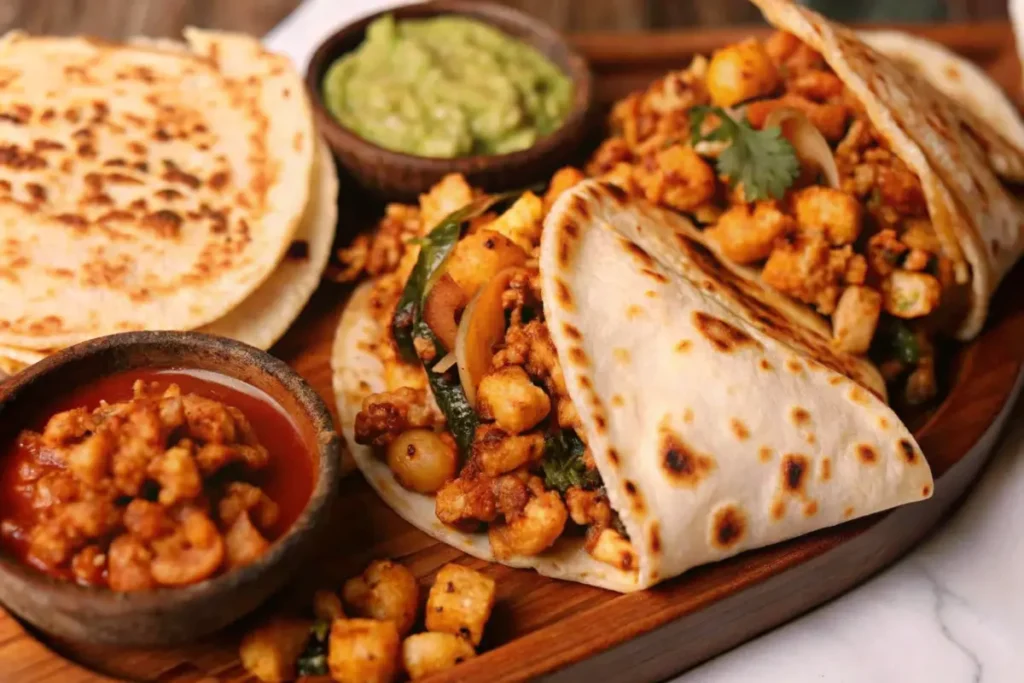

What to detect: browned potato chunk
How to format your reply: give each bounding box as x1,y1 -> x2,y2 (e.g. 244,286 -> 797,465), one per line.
419,173 -> 474,230
543,167 -> 586,210
792,186 -> 862,246
705,202 -> 794,265
633,145 -> 717,212
488,491 -> 567,559
402,632 -> 476,679
328,618 -> 400,683
425,563 -> 496,646
883,270 -> 942,318
832,286 -> 883,354
386,429 -> 458,494
444,230 -> 527,297
343,560 -> 420,636
314,589 -> 345,621
477,366 -> 551,435
487,191 -> 544,252
706,38 -> 780,107
472,424 -> 545,477
239,617 -> 312,683
587,528 -> 639,571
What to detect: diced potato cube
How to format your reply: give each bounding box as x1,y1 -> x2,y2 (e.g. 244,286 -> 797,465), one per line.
239,617 -> 312,683
883,270 -> 942,319
471,423 -> 545,477
487,191 -> 544,252
587,528 -> 639,571
832,286 -> 883,354
328,618 -> 401,683
792,186 -> 862,246
343,559 -> 420,636
705,202 -> 794,265
425,564 -> 496,646
477,366 -> 551,435
402,632 -> 476,679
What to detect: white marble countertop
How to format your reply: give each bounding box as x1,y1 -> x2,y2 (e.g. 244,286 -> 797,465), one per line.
266,3 -> 1024,680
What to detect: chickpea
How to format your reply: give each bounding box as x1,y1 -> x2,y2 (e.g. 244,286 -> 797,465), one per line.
343,559 -> 420,636
706,39 -> 780,107
386,429 -> 457,494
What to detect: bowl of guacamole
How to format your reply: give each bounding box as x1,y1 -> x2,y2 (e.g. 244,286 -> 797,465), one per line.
306,1 -> 593,198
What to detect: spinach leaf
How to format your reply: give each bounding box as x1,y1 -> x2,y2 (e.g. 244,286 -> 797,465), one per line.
416,321 -> 478,455
542,429 -> 600,493
296,620 -> 330,677
391,190 -> 523,362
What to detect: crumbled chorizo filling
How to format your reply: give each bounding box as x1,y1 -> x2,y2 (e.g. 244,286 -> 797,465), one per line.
585,30 -> 947,404
1,381 -> 278,589
351,174 -> 634,571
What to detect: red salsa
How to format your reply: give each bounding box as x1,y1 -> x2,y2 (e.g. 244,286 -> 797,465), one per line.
0,369 -> 315,589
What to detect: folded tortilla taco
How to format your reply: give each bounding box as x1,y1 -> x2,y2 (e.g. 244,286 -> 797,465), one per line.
332,173 -> 933,591
587,0 -> 1024,407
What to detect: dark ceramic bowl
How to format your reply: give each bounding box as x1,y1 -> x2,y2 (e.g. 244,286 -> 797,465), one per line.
305,0 -> 594,200
0,332 -> 340,646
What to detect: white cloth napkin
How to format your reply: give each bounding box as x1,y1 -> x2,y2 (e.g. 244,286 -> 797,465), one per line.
264,0 -> 417,72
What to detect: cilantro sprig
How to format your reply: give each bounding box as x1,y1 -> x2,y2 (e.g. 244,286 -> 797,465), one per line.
688,105 -> 800,201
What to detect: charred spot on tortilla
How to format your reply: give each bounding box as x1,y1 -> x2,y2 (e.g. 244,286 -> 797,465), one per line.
578,375 -> 593,390
759,446 -> 773,463
562,323 -> 582,341
661,430 -> 715,487
710,504 -> 747,550
568,346 -> 588,367
922,484 -> 931,497
692,311 -> 759,354
675,339 -> 692,353
897,439 -> 918,464
626,304 -> 645,320
682,407 -> 694,424
819,457 -> 832,481
785,358 -> 804,374
856,444 -> 879,464
770,499 -> 786,521
554,278 -> 574,309
616,235 -> 654,266
781,454 -> 809,494
645,289 -> 657,298
649,522 -> 662,555
568,194 -> 590,221
803,500 -> 818,517
607,447 -> 621,467
758,358 -> 773,371
593,412 -> 608,434
844,506 -> 855,518
600,181 -> 629,205
805,433 -> 817,445
613,348 -> 631,365
790,407 -> 811,427
611,394 -> 625,408
828,375 -> 844,387
623,480 -> 645,515
848,386 -> 870,406
730,418 -> 749,441
641,268 -> 669,284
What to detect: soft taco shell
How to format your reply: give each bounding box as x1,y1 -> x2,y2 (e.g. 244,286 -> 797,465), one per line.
0,29 -> 314,348
332,182 -> 932,591
750,0 -> 1024,340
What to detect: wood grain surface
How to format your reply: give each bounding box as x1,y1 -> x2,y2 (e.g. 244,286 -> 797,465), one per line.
0,19 -> 1021,683
0,0 -> 1011,39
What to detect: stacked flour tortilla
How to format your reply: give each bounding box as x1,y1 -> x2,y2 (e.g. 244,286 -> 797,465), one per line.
0,29 -> 338,375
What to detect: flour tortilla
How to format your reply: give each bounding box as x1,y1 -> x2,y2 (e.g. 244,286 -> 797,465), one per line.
332,182 -> 932,592
750,0 -> 1024,341
861,30 -> 1024,181
0,29 -> 314,348
0,138 -> 337,371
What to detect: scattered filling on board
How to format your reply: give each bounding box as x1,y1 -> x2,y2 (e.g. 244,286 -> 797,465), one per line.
0,371 -> 312,590
322,14 -> 574,157
240,559 -> 495,682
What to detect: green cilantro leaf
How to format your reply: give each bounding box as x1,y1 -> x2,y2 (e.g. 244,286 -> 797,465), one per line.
689,105 -> 800,202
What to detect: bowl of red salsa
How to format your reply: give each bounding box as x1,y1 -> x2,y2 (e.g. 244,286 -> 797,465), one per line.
0,331 -> 340,645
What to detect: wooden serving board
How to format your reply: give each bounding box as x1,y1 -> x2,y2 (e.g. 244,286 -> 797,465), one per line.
3,21 -> 1024,683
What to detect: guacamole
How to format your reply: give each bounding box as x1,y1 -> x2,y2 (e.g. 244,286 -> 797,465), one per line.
322,14 -> 574,158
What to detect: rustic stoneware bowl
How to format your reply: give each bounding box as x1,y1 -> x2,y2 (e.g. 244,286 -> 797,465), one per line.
0,331 -> 341,646
305,0 -> 594,200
